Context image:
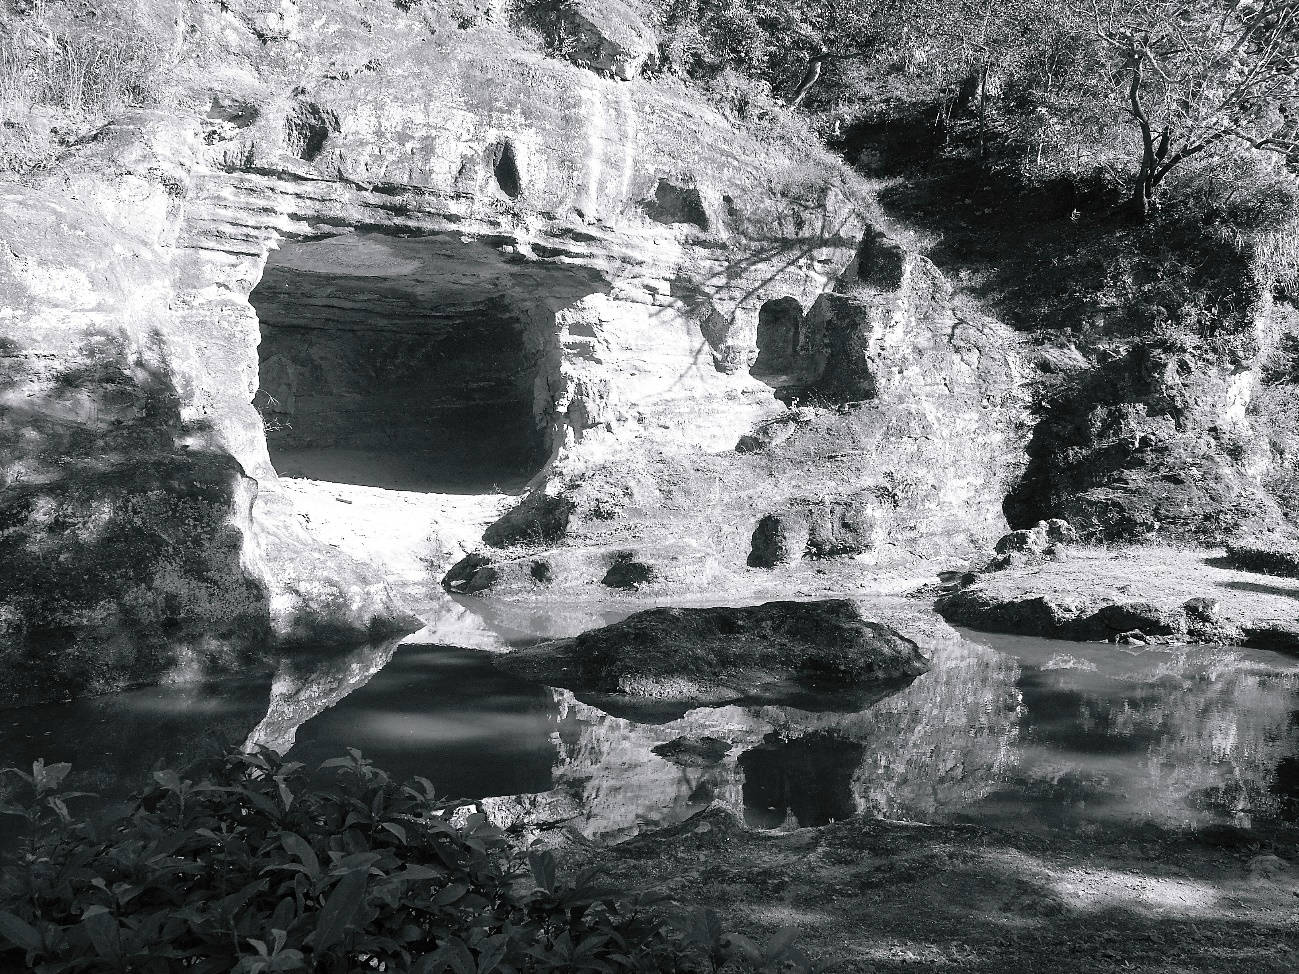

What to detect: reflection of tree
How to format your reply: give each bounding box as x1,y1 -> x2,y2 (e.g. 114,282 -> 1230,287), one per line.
1007,651 -> 1299,827
1126,655 -> 1298,826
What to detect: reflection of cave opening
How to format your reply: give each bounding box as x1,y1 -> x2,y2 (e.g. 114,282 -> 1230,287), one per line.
739,733 -> 862,828
252,231 -> 603,493
751,296 -> 804,391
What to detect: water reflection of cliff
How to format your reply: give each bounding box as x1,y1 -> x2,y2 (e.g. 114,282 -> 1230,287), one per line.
244,638 -> 403,754
227,610 -> 1299,842
530,635 -> 1299,839
538,632 -> 1024,841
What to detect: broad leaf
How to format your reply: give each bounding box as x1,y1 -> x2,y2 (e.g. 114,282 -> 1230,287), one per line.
279,831 -> 320,878
0,910 -> 42,953
313,868 -> 368,951
529,851 -> 556,894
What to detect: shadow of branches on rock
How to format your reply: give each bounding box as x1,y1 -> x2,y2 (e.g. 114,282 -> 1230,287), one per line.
0,328 -> 272,705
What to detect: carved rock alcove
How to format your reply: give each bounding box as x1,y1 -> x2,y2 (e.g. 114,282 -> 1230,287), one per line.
251,231 -> 606,493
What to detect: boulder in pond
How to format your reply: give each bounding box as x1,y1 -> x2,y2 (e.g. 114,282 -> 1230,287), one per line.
495,599 -> 928,720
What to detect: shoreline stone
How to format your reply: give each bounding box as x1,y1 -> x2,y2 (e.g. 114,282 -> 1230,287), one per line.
934,544 -> 1299,649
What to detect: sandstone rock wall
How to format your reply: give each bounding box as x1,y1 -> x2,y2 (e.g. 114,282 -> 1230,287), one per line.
451,225 -> 1027,598
1,1 -> 900,701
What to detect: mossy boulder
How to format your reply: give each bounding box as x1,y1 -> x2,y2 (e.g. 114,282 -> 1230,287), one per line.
496,599 -> 928,719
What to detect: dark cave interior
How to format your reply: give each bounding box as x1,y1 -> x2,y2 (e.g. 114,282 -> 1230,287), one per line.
252,231 -> 602,493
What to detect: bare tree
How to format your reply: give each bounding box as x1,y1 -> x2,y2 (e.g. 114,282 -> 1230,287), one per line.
1089,0 -> 1299,218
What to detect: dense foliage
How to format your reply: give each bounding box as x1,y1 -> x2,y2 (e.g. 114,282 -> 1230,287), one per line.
0,748 -> 813,973
645,0 -> 1299,218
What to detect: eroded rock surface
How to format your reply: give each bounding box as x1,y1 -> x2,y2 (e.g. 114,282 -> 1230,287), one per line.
1,1 -> 878,702
1,0 -> 1035,707
452,238 -> 1026,598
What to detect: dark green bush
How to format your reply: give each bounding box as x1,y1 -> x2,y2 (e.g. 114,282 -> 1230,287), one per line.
0,748 -> 811,973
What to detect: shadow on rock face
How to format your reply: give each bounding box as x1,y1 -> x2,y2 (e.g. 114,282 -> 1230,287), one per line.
0,331 -> 273,705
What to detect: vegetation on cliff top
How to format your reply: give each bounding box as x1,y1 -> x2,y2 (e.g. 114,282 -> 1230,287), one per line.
644,1 -> 1299,217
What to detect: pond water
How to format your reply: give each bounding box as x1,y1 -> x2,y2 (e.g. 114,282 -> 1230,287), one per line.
2,605 -> 1297,841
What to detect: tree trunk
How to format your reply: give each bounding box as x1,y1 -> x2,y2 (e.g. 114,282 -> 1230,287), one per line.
977,66 -> 988,159
787,53 -> 826,107
1131,179 -> 1150,220
1124,55 -> 1159,221
934,97 -> 953,153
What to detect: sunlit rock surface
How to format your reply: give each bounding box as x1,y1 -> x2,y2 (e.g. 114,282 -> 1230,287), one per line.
453,236 -> 1027,599
0,0 -> 1029,703
0,1 -> 881,701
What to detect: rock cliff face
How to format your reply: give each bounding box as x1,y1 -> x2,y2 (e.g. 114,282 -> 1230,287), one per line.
0,1 -> 1025,702
1003,306 -> 1288,543
450,229 -> 1025,599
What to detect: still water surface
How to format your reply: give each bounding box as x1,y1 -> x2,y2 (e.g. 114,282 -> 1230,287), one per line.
2,608 -> 1296,840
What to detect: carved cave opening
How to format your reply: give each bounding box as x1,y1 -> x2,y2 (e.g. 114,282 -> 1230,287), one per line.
751,296 -> 804,390
252,231 -> 601,493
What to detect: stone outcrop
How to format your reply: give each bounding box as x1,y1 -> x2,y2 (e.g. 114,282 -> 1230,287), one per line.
1005,325 -> 1287,543
934,544 -> 1299,647
494,599 -> 929,716
0,1 -> 881,702
449,227 -> 1026,598
984,518 -> 1078,570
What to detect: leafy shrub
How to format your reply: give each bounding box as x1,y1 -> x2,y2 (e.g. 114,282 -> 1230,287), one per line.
653,0 -> 810,85
0,747 -> 813,973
